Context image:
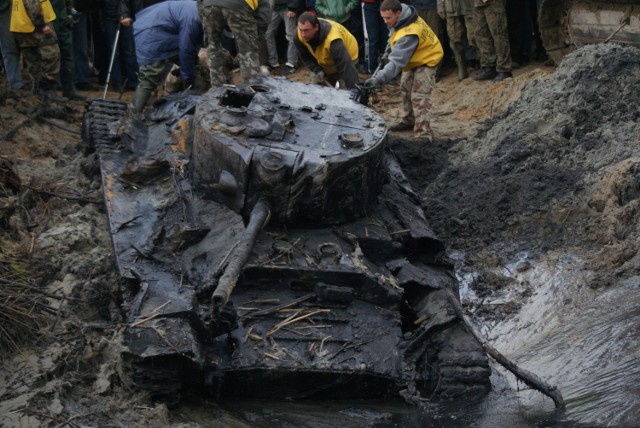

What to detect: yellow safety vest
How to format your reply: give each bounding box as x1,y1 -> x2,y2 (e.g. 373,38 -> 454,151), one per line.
297,19 -> 358,75
245,0 -> 258,11
10,0 -> 56,33
390,17 -> 443,71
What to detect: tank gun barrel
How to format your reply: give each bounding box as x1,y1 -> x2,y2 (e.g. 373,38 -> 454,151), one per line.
211,198 -> 271,309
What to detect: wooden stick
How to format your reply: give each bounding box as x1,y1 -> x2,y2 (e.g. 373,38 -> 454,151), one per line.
444,288 -> 565,409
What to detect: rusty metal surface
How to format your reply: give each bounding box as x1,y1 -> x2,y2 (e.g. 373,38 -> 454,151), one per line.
539,0 -> 640,65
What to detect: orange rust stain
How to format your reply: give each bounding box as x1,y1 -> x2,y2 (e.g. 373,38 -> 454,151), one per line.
171,118 -> 191,153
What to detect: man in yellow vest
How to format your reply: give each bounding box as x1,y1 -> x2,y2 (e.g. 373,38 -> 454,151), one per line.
294,12 -> 359,90
10,0 -> 63,100
364,0 -> 443,141
198,0 -> 271,86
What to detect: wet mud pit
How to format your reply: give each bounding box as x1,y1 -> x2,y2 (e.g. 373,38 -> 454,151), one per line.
1,43 -> 639,427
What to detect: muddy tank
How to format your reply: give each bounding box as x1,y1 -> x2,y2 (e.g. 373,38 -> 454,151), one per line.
539,0 -> 640,65
82,77 -> 490,405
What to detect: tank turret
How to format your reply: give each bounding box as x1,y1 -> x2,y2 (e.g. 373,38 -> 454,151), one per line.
191,79 -> 387,225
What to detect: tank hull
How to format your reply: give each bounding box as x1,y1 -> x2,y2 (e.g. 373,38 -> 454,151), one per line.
83,79 -> 490,405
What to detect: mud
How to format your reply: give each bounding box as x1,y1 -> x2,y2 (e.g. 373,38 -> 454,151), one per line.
1,42 -> 639,427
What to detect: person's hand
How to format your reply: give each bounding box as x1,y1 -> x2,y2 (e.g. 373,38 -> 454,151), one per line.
286,11 -> 296,19
363,78 -> 381,89
42,24 -> 53,36
121,17 -> 133,26
310,70 -> 325,85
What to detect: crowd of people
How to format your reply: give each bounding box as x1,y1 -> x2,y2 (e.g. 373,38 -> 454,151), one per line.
1,0 -> 547,140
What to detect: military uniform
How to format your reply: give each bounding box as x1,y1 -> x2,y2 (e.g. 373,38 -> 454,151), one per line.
10,0 -> 61,96
199,0 -> 271,85
437,0 -> 476,80
472,0 -> 511,73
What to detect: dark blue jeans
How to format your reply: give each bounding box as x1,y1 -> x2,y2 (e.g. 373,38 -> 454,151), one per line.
72,13 -> 90,84
361,2 -> 389,74
104,20 -> 139,90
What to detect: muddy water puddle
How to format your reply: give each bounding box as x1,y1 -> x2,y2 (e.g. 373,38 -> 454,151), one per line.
457,252 -> 640,427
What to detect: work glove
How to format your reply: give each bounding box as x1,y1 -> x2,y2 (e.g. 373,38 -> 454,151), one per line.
363,78 -> 381,90
309,70 -> 326,85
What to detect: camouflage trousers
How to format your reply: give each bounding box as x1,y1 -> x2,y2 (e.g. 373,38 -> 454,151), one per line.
399,65 -> 436,140
447,14 -> 476,58
473,0 -> 511,72
14,31 -> 61,90
199,4 -> 260,85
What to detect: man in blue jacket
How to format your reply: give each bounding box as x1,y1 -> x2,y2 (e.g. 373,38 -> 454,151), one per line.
131,0 -> 203,113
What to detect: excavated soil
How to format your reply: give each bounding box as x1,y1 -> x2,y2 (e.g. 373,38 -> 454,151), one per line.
1,43 -> 639,427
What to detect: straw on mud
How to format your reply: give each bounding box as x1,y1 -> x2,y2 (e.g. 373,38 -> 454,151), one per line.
0,255 -> 55,353
267,309 -> 330,336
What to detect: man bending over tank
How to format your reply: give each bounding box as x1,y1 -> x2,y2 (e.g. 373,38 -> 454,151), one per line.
364,0 -> 443,141
199,0 -> 270,85
294,12 -> 359,89
131,1 -> 203,113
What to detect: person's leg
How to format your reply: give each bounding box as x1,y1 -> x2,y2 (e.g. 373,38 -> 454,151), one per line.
50,0 -> 80,97
224,8 -> 260,82
362,2 -> 384,74
103,20 -> 124,91
265,9 -> 282,68
473,6 -> 496,69
201,5 -> 228,85
448,16 -> 467,81
397,69 -> 415,128
132,61 -> 170,113
72,12 -> 90,86
0,11 -> 22,90
283,10 -> 299,68
411,66 -> 436,141
118,25 -> 139,88
486,0 -> 511,73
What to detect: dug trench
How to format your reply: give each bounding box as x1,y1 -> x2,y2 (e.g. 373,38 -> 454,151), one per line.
1,42 -> 639,426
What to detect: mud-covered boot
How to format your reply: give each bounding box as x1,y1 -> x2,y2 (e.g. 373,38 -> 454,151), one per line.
63,85 -> 87,101
455,54 -> 468,81
474,67 -> 496,81
37,80 -> 66,102
131,87 -> 152,113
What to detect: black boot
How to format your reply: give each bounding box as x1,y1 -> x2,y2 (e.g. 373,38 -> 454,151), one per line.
474,67 -> 497,81
37,80 -> 66,102
493,71 -> 513,82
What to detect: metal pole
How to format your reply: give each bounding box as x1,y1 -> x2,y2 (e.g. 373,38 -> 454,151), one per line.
103,23 -> 121,99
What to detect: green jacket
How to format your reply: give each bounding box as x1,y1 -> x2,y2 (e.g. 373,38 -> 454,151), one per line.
315,0 -> 359,24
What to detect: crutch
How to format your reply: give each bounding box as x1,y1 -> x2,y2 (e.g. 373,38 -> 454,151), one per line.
103,23 -> 121,98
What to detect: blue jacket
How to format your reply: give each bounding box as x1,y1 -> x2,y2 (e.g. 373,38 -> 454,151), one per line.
133,1 -> 203,81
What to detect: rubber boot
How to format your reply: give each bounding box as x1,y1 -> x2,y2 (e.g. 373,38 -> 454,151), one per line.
455,54 -> 468,82
132,87 -> 153,113
37,79 -> 66,102
62,80 -> 86,101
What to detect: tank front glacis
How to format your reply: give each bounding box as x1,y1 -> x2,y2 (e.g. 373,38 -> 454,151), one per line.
191,78 -> 388,226
83,78 -> 490,405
